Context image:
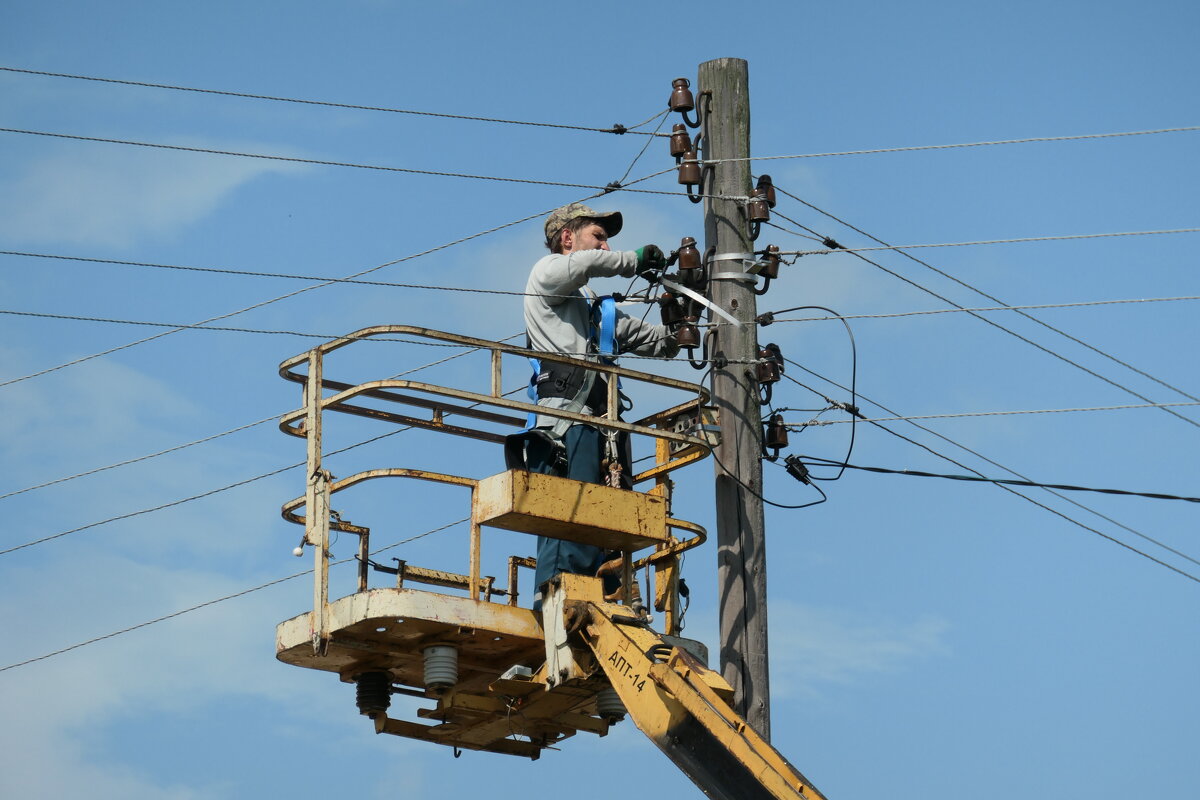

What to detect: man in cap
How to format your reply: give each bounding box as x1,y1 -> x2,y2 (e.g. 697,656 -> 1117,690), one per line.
522,202 -> 677,608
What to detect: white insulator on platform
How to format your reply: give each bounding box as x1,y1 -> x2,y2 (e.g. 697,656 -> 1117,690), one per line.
596,686 -> 626,721
423,645 -> 458,690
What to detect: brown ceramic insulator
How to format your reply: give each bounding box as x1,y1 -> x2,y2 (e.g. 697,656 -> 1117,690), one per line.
756,174 -> 777,208
676,322 -> 700,348
677,150 -> 702,185
659,294 -> 683,326
747,189 -> 771,223
677,236 -> 700,269
756,343 -> 783,383
756,359 -> 780,384
669,77 -> 695,112
669,124 -> 691,157
761,244 -> 780,279
766,414 -> 789,450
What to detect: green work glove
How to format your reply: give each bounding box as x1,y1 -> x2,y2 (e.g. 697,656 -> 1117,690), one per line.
635,244 -> 667,276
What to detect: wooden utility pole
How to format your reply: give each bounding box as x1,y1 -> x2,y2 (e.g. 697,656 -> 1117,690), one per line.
698,57 -> 771,739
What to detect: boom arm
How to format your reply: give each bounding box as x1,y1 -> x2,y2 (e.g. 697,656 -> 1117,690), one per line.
548,575 -> 827,800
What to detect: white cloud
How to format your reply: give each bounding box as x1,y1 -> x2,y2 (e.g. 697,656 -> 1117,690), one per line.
0,139 -> 306,249
769,600 -> 949,699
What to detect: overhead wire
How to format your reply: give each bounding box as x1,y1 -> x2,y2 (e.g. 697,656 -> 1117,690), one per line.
782,357 -> 1200,573
793,400 -> 1200,424
0,65 -> 669,136
0,516 -> 470,674
0,339 -> 497,502
704,125 -> 1200,161
761,294 -> 1200,322
797,456 -> 1200,503
767,202 -> 1200,430
0,128 -> 741,201
772,184 -> 1200,408
778,227 -> 1200,255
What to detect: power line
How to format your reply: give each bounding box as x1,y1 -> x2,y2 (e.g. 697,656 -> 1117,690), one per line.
707,125 -> 1200,161
779,227 -> 1200,256
0,308 -> 503,341
0,127 -> 700,195
0,414 -> 426,555
763,295 -> 1200,322
772,185 -> 1200,408
798,456 -> 1200,503
0,193 -> 584,389
782,358 -> 1200,572
0,65 -> 669,136
0,516 -> 469,674
0,338 -> 516,502
794,400 -> 1200,424
768,204 -> 1200,430
0,249 -> 645,302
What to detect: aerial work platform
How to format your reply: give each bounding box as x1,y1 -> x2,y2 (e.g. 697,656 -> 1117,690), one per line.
275,327 -> 826,799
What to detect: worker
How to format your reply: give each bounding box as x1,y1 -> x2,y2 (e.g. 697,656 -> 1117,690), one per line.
521,202 -> 679,610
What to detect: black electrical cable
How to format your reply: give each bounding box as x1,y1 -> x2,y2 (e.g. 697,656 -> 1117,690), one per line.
799,456 -> 1200,504
786,358 -> 1200,571
764,307 -> 860,481
712,447 -> 827,510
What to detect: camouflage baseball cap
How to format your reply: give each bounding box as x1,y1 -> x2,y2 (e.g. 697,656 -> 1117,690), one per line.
543,202 -> 623,245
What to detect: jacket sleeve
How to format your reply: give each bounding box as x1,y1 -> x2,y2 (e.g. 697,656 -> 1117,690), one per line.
528,250 -> 639,306
614,308 -> 680,359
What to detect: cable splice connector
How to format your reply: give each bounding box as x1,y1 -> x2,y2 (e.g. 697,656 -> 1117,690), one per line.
756,311 -> 776,326
834,400 -> 864,418
822,236 -> 843,250
784,455 -> 811,485
610,123 -> 628,135
604,181 -> 622,193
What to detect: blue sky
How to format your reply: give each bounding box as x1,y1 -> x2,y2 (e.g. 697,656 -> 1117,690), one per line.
1,1 -> 1197,798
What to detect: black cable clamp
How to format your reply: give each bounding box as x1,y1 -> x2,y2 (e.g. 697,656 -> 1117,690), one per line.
609,123 -> 628,135
784,455 -> 812,485
822,236 -> 843,250
756,311 -> 776,326
603,181 -> 622,193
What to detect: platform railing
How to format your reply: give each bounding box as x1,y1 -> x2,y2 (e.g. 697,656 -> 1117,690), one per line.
278,326 -> 716,651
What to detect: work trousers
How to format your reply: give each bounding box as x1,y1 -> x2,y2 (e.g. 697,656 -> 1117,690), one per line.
527,424 -> 627,610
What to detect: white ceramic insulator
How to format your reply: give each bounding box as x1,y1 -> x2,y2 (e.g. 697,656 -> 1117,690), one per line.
423,645 -> 458,689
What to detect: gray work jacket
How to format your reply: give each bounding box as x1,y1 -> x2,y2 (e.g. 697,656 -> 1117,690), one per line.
524,249 -> 679,427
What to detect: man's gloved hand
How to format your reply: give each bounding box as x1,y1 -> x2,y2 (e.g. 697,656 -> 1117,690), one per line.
635,244 -> 666,281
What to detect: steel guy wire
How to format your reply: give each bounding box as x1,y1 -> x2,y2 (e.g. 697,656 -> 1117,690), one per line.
769,206 -> 1200,430
783,357 -> 1200,571
0,128 -> 742,200
793,400 -> 1200,424
762,295 -> 1200,322
0,66 -> 670,137
703,125 -> 1200,161
773,184 -> 1200,407
0,339 -> 498,502
0,516 -> 469,674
